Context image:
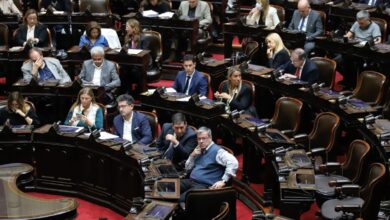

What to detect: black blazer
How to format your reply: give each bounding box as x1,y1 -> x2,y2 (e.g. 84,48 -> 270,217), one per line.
15,23 -> 49,47
220,81 -> 257,117
0,108 -> 40,126
268,49 -> 290,70
282,59 -> 320,84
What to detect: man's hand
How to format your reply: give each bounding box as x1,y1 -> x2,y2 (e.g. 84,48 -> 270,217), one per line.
166,134 -> 179,146
191,146 -> 202,157
210,180 -> 225,189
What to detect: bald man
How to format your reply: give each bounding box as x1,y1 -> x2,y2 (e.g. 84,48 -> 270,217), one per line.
288,0 -> 323,54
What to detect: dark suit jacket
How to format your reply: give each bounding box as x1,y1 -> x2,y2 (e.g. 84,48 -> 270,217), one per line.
173,70 -> 208,96
359,0 -> 383,6
15,23 -> 49,47
268,49 -> 290,69
282,59 -> 320,84
156,123 -> 197,165
220,81 -> 257,117
113,111 -> 153,145
288,10 -> 323,41
42,0 -> 72,12
143,0 -> 170,13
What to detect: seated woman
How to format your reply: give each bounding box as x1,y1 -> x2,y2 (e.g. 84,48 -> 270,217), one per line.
266,33 -> 290,69
140,0 -> 170,13
214,67 -> 257,117
0,92 -> 40,126
246,0 -> 280,29
79,21 -> 109,50
15,9 -> 49,48
64,88 -> 103,130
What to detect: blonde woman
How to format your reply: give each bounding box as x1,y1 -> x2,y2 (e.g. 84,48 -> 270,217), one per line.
0,92 -> 40,126
124,19 -> 148,49
214,67 -> 257,116
265,33 -> 290,69
64,88 -> 103,130
246,0 -> 280,29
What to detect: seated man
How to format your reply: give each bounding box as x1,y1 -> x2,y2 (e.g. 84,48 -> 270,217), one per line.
21,48 -> 71,84
157,113 -> 197,169
180,126 -> 238,202
288,0 -> 323,54
0,0 -> 22,16
78,46 -> 121,103
172,54 -> 208,96
345,10 -> 381,43
281,48 -> 319,84
113,94 -> 153,145
165,0 -> 212,62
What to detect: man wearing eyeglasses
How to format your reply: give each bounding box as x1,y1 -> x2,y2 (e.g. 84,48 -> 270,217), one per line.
179,126 -> 238,202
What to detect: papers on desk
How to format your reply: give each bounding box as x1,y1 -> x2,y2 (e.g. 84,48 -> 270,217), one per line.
158,12 -> 174,19
279,73 -> 296,80
9,46 -> 24,52
127,49 -> 143,55
375,119 -> 390,131
166,87 -> 176,93
98,131 -> 120,140
354,41 -> 367,48
143,10 -> 159,17
53,11 -> 65,15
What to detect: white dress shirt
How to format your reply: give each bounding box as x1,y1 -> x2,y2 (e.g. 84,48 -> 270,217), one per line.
27,25 -> 35,41
298,14 -> 309,32
123,112 -> 134,142
0,0 -> 22,16
92,64 -> 102,86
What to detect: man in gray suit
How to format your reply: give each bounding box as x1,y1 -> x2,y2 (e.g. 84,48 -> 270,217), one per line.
78,46 -> 121,92
164,0 -> 212,62
178,0 -> 212,28
288,0 -> 323,54
22,48 -> 71,84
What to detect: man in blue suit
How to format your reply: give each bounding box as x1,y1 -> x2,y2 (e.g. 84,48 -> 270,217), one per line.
113,94 -> 153,145
156,113 -> 197,169
172,54 -> 208,96
281,48 -> 319,85
288,0 -> 323,54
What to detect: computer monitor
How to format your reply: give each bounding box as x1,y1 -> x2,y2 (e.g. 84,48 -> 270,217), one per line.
138,200 -> 176,220
152,178 -> 180,200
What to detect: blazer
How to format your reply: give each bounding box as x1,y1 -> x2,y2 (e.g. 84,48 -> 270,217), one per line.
268,49 -> 290,69
172,70 -> 208,96
156,123 -> 197,165
15,23 -> 49,47
0,107 -> 40,126
113,111 -> 153,145
79,59 -> 121,91
21,57 -> 71,84
79,35 -> 109,49
220,81 -> 257,117
246,6 -> 280,29
178,0 -> 212,27
282,59 -> 320,84
288,9 -> 323,41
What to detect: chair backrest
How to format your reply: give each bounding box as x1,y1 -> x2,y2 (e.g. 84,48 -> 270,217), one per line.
270,4 -> 285,25
341,139 -> 370,183
142,30 -> 163,63
135,110 -> 160,142
97,102 -> 108,130
353,71 -> 386,105
0,23 -> 9,46
201,72 -> 213,99
310,57 -> 336,89
371,17 -> 387,42
313,10 -> 326,32
242,40 -> 259,61
271,97 -> 303,133
308,112 -> 340,153
25,100 -> 36,113
218,79 -> 256,106
79,0 -> 111,14
185,187 -> 236,220
212,202 -> 229,220
360,163 -> 386,220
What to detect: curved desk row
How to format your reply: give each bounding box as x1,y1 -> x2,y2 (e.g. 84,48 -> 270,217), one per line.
0,125 -> 145,216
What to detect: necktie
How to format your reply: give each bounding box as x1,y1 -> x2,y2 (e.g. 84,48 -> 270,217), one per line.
299,16 -> 306,31
369,0 -> 376,6
183,75 -> 191,94
295,67 -> 301,79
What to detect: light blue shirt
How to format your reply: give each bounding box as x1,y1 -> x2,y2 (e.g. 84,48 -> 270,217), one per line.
79,34 -> 109,49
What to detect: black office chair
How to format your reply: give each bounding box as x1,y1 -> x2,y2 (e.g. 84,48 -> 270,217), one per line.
79,0 -> 111,14
269,97 -> 303,137
143,30 -> 163,83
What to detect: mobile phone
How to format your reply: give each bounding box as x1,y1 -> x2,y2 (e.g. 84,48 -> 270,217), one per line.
76,113 -> 82,119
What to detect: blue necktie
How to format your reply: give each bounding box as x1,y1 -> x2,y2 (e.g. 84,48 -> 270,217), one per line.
183,75 -> 191,94
299,16 -> 306,31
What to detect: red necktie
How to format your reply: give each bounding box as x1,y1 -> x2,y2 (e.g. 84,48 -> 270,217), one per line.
295,67 -> 301,79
